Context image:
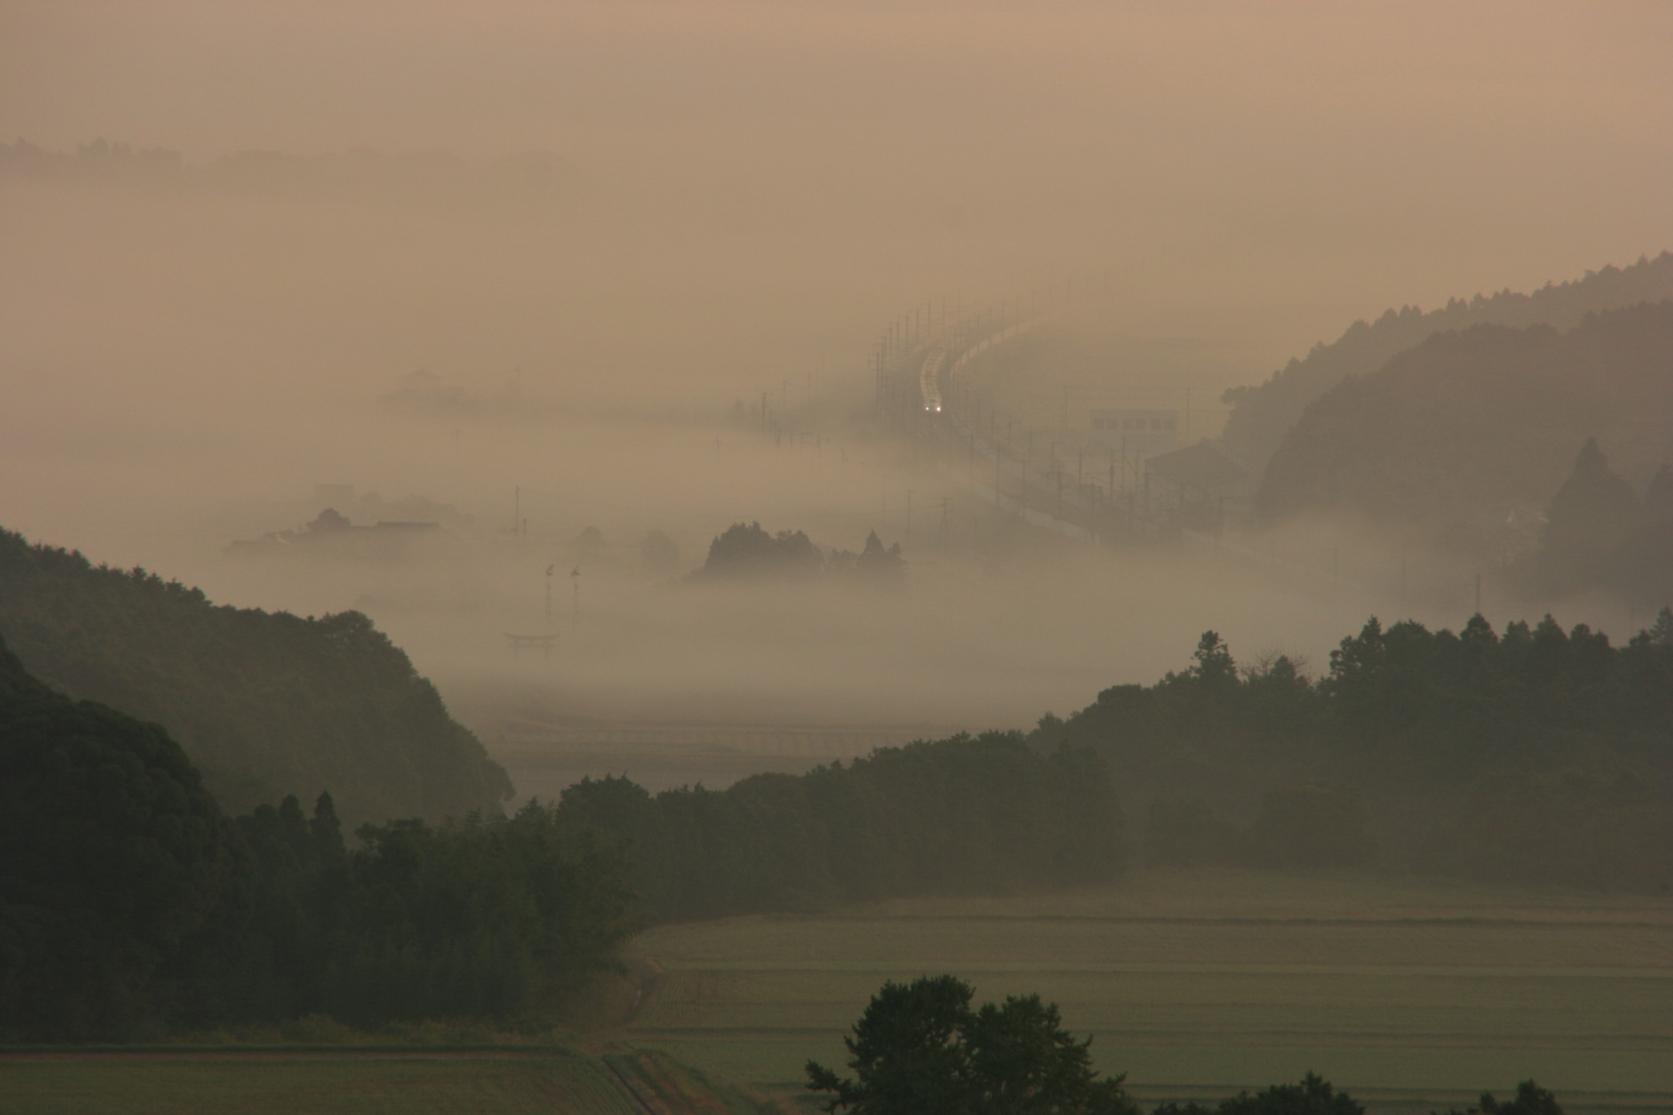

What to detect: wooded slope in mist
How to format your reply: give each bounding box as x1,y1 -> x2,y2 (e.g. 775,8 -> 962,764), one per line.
1035,612 -> 1673,892
1255,301 -> 1673,553
0,527 -> 511,825
1222,252 -> 1673,478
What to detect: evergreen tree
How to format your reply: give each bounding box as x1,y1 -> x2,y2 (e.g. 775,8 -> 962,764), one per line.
1540,437 -> 1641,587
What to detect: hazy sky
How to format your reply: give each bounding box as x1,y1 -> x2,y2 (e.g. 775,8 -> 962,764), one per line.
6,1 -> 1673,508
6,2 -> 1671,313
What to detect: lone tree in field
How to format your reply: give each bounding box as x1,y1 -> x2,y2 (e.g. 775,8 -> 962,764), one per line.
805,974 -> 1137,1115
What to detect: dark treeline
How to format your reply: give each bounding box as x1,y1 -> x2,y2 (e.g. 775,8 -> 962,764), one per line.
1221,251 -> 1673,476
1036,610 -> 1673,891
0,636 -> 629,1040
1257,302 -> 1673,557
556,735 -> 1123,923
0,634 -> 1121,1039
0,526 -> 511,825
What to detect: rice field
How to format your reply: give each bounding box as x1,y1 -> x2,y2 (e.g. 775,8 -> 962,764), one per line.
8,871 -> 1668,1114
0,1047 -> 782,1115
623,869 -> 1673,1113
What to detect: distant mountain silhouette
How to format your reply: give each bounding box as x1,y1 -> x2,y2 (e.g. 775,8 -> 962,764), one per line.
1222,252 -> 1673,477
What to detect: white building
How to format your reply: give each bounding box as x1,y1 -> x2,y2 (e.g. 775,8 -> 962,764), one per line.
1087,407 -> 1180,457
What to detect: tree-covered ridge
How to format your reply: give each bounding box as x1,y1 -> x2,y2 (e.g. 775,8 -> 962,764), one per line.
0,636 -> 631,1040
0,525 -> 511,825
1035,611 -> 1673,891
1254,301 -> 1673,550
0,636 -> 234,1039
557,733 -> 1124,924
1221,251 -> 1673,477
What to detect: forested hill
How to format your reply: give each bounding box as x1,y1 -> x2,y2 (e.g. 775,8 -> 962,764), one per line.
1,636 -> 629,1039
1254,301 -> 1673,547
1031,613 -> 1673,892
0,634 -> 235,1038
1220,252 -> 1673,476
0,526 -> 511,824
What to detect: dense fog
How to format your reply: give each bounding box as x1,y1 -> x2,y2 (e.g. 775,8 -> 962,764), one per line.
4,0 -> 1673,755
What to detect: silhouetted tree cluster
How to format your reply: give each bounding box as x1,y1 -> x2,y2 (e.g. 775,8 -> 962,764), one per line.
0,637 -> 630,1040
806,975 -> 1138,1115
1153,1073 -> 1364,1115
827,530 -> 907,586
1448,1082 -> 1566,1115
692,521 -> 905,585
556,734 -> 1125,922
1040,612 -> 1673,890
0,526 -> 512,825
694,521 -> 823,579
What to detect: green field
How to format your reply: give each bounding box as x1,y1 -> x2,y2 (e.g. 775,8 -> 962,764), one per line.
0,1048 -> 781,1115
622,870 -> 1673,1113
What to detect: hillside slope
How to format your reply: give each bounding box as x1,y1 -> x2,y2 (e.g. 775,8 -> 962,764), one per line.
1221,252 -> 1673,477
1255,302 -> 1673,550
0,527 -> 511,824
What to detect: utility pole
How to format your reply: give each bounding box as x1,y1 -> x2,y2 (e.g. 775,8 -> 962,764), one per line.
1021,446 -> 1030,511
906,489 -> 914,542
571,567 -> 581,627
545,563 -> 554,625
940,496 -> 951,549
